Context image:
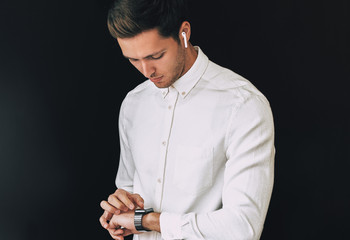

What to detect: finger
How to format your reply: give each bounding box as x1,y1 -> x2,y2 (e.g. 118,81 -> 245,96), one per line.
130,193 -> 144,209
108,194 -> 130,211
122,228 -> 133,237
99,210 -> 113,229
99,215 -> 109,229
100,200 -> 121,214
110,228 -> 124,235
113,235 -> 124,240
108,228 -> 124,240
115,191 -> 135,210
109,231 -> 124,240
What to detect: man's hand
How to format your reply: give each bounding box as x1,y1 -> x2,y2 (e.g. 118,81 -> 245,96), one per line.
106,209 -> 141,240
99,189 -> 144,229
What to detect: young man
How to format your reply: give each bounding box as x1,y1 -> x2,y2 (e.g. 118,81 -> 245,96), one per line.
99,0 -> 275,239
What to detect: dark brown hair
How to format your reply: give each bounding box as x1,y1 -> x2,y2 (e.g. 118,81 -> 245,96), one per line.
107,0 -> 189,42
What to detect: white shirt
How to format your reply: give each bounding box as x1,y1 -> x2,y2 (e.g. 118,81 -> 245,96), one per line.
116,47 -> 275,240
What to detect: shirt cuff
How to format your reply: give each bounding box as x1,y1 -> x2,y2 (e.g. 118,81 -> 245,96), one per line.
160,212 -> 183,239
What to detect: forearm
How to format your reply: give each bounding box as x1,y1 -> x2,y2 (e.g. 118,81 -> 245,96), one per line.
160,203 -> 271,240
142,212 -> 161,233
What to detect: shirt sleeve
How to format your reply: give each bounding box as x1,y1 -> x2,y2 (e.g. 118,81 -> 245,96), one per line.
160,94 -> 275,240
115,96 -> 135,193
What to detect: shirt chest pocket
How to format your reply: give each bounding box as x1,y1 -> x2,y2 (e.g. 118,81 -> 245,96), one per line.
173,145 -> 214,195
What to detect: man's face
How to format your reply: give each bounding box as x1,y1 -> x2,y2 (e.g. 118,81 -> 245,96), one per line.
117,29 -> 185,88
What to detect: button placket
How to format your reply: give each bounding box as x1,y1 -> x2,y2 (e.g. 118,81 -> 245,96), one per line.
154,88 -> 179,211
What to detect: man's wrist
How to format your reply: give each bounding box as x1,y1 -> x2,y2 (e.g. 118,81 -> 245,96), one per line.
134,208 -> 154,232
142,212 -> 161,233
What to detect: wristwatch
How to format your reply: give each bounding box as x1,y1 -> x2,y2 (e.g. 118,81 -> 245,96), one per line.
134,208 -> 154,232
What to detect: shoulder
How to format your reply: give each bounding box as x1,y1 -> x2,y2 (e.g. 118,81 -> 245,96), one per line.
201,61 -> 269,107
126,79 -> 154,98
121,80 -> 156,105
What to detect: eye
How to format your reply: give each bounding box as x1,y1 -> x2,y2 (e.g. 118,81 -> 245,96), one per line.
150,52 -> 165,60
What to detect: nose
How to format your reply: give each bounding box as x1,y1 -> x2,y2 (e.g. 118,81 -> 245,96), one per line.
140,60 -> 155,78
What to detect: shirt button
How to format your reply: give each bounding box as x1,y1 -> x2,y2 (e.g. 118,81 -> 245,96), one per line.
181,91 -> 186,95
157,178 -> 162,183
162,141 -> 167,146
168,105 -> 172,110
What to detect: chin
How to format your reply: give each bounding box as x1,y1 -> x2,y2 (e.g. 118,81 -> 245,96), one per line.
154,80 -> 172,89
154,82 -> 170,89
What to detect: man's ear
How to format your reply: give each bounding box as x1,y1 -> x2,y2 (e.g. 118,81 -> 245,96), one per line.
179,21 -> 191,48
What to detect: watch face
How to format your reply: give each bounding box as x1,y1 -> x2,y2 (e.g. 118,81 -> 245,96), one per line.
136,208 -> 154,214
145,208 -> 154,213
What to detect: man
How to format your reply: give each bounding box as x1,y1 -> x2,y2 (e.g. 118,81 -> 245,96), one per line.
99,0 -> 275,239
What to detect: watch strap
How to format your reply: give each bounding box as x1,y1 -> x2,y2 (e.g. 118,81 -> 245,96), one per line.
134,208 -> 154,232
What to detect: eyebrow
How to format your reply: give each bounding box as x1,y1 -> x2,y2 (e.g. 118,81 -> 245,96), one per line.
123,49 -> 166,60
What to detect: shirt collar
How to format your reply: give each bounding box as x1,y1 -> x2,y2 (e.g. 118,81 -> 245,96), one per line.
161,88 -> 169,98
160,46 -> 209,99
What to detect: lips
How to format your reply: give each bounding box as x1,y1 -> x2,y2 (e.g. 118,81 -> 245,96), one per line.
150,76 -> 163,83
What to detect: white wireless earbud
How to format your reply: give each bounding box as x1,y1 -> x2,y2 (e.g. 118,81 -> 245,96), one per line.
181,32 -> 188,48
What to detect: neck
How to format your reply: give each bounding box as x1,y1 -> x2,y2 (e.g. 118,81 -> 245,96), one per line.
182,43 -> 198,76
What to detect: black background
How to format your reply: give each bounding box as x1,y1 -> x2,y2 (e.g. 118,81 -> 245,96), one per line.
0,0 -> 349,239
